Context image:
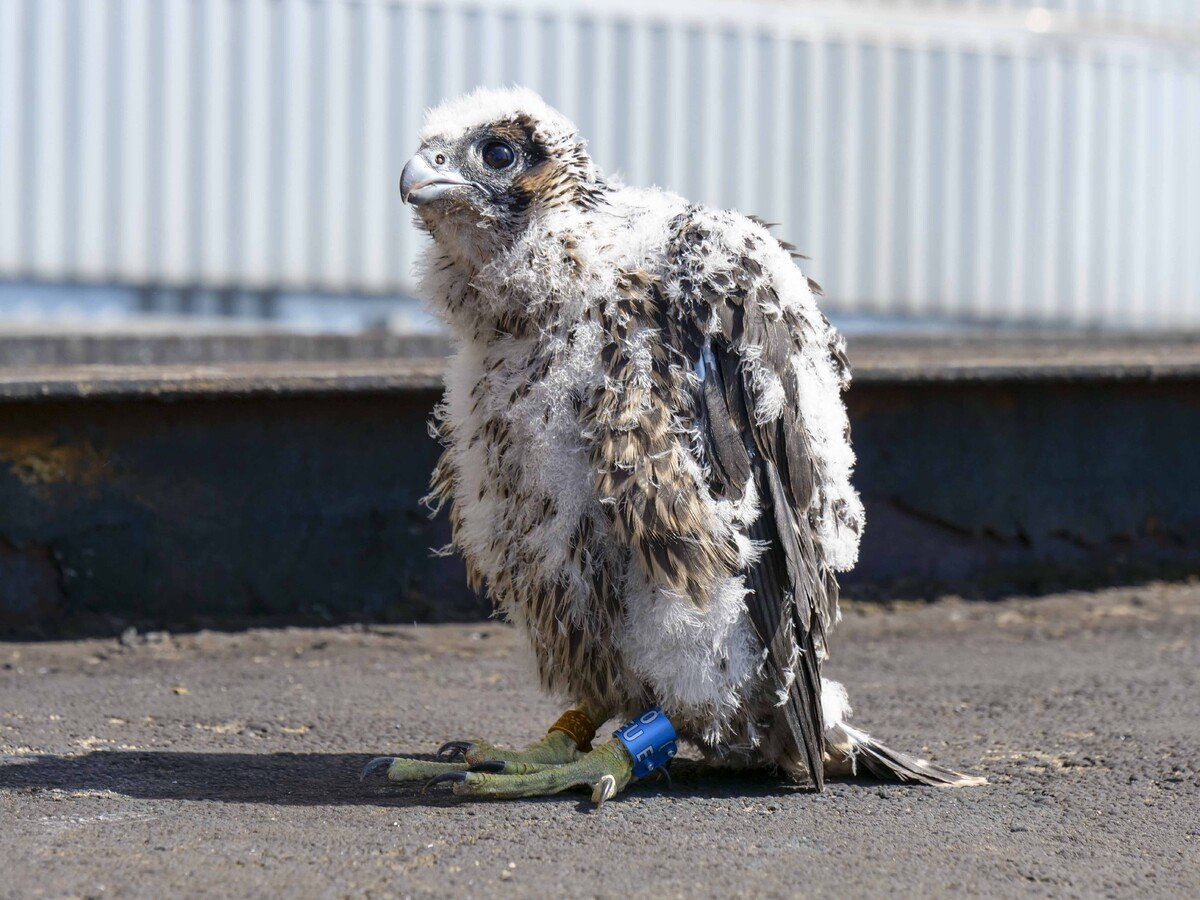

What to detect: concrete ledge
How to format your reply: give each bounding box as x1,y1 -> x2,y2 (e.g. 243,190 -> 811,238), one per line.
0,360 -> 447,402
1,333 -> 1198,632
2,335 -> 1200,402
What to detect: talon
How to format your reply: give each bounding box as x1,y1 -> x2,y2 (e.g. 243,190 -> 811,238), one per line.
468,760 -> 507,774
423,771 -> 470,792
592,774 -> 618,807
436,740 -> 474,761
360,757 -> 395,782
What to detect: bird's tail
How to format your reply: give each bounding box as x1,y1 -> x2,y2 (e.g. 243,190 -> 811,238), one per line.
820,679 -> 987,788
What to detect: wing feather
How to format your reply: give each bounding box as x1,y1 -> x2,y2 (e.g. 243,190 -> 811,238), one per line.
664,209 -> 848,788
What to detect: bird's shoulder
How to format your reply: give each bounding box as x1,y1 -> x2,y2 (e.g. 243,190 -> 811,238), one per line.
662,203 -> 824,313
598,199 -> 844,388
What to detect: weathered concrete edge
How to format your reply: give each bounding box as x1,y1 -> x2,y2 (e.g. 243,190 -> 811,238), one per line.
0,362 -> 447,402
3,357 -> 1200,402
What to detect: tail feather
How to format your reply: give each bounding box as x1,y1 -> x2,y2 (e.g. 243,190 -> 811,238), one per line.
820,678 -> 987,788
837,724 -> 987,787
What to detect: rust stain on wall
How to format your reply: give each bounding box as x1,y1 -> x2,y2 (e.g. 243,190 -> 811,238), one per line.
0,434 -> 108,488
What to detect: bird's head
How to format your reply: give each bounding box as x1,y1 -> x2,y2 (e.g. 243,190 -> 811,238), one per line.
400,88 -> 603,264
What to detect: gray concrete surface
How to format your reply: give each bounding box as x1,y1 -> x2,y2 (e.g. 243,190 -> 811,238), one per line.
2,583 -> 1198,898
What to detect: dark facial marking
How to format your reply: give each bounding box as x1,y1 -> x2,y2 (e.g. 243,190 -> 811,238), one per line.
418,112 -> 602,234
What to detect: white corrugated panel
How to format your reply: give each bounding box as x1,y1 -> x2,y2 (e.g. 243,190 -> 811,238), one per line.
0,0 -> 1197,328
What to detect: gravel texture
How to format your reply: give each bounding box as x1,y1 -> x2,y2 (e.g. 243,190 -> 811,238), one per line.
2,583 -> 1198,898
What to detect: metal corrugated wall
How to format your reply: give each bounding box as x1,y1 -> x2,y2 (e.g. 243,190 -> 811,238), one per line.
864,1 -> 1200,28
0,0 -> 1197,327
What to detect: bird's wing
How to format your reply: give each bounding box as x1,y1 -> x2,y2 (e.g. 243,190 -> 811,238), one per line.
578,206 -> 854,787
691,318 -> 833,790
583,206 -> 856,788
675,210 -> 854,789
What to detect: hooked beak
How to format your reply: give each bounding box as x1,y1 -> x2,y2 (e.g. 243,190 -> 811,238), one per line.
400,153 -> 472,206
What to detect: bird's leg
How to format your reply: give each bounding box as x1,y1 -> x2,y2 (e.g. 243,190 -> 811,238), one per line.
362,703 -> 607,784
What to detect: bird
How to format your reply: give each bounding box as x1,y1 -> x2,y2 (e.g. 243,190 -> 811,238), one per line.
364,86 -> 984,803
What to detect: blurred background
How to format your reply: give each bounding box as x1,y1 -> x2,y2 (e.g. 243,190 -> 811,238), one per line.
2,0 -> 1198,335
3,0 -> 1200,633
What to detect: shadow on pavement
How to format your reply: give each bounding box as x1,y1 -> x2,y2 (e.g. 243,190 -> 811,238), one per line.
0,751 -> 830,808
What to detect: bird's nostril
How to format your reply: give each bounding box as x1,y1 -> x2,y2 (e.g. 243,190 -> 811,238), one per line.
434,153 -> 446,166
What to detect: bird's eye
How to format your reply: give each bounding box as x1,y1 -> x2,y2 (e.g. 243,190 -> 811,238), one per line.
481,140 -> 516,170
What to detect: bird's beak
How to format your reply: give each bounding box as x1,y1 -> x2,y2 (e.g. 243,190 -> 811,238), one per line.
400,152 -> 472,206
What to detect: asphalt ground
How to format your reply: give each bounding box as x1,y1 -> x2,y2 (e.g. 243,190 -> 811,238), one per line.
2,582 -> 1198,898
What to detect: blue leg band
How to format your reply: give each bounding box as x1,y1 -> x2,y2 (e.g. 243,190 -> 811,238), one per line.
614,706 -> 678,778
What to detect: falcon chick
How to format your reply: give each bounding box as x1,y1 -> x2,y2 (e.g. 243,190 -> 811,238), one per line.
367,87 -> 984,802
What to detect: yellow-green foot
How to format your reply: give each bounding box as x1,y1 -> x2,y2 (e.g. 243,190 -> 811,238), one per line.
425,741 -> 634,805
361,727 -> 585,785
435,728 -> 585,770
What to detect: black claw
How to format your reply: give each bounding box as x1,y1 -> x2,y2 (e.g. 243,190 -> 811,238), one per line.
423,771 -> 470,792
360,757 -> 395,782
468,760 -> 506,774
436,740 -> 474,761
